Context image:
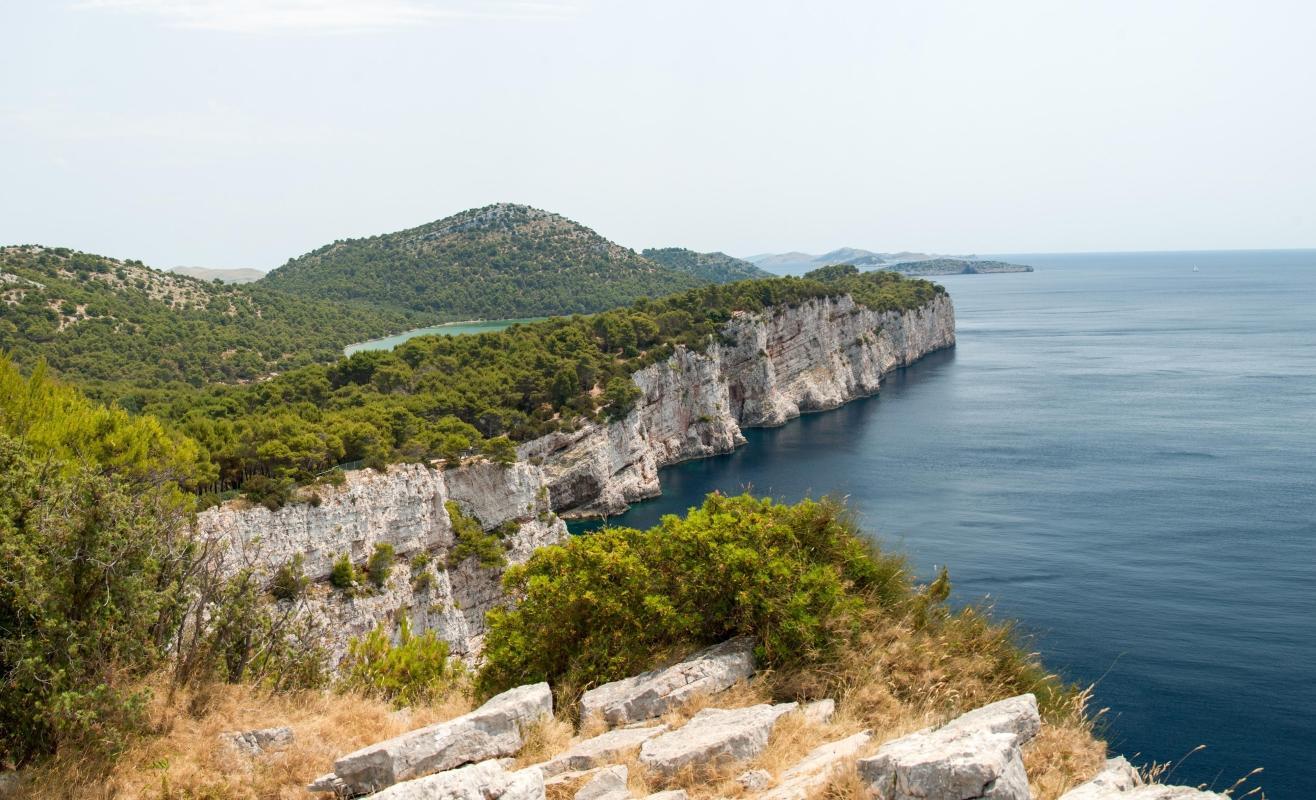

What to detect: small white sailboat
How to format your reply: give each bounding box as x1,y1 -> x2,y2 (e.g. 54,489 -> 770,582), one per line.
1193,265 -> 1199,272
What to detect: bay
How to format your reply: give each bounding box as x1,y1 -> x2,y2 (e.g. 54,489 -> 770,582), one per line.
344,317 -> 547,355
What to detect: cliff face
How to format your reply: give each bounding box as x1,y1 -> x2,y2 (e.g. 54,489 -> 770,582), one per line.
197,292 -> 954,660
522,293 -> 955,517
196,461 -> 567,664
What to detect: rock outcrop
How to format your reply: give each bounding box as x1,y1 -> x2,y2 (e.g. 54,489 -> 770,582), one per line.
638,702 -> 798,777
523,294 -> 955,518
538,725 -> 668,778
197,461 -> 568,664
221,726 -> 294,757
857,694 -> 1041,800
362,759 -> 546,800
315,682 -> 552,796
760,730 -> 873,800
579,637 -> 756,726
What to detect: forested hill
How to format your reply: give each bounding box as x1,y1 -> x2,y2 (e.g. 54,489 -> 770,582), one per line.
0,246 -> 418,390
260,203 -> 706,319
640,247 -> 773,283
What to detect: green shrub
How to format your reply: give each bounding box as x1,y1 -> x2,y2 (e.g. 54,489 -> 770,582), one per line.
330,553 -> 358,592
0,434 -> 195,764
445,501 -> 505,569
270,555 -> 309,601
476,493 -> 907,698
339,617 -> 459,708
367,543 -> 396,588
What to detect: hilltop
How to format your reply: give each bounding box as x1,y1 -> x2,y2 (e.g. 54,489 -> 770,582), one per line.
260,204 -> 705,319
0,245 -> 416,389
641,247 -> 774,283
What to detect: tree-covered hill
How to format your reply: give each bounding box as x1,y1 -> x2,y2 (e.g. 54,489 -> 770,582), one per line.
0,246 -> 419,389
260,204 -> 707,319
640,247 -> 773,283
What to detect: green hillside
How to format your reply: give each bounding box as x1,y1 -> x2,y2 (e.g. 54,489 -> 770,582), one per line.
261,204 -> 706,318
640,247 -> 773,283
0,246 -> 417,390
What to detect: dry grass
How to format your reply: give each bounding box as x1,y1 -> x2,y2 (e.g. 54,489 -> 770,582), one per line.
14,588 -> 1111,800
15,679 -> 473,800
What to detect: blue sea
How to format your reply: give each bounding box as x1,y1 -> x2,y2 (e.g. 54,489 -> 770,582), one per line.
573,251 -> 1316,798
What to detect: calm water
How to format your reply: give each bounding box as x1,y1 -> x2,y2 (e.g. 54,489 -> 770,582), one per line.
573,251 -> 1316,798
343,317 -> 546,355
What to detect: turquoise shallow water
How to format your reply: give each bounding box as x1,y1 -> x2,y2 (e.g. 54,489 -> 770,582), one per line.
573,251 -> 1316,798
343,317 -> 546,355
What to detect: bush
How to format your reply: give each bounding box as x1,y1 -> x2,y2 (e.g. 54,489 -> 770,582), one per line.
270,555 -> 309,601
339,618 -> 459,708
330,553 -> 358,592
445,501 -> 505,569
476,493 -> 907,698
0,434 -> 195,763
367,543 -> 396,588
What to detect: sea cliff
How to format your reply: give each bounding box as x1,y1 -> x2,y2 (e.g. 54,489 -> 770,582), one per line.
196,292 -> 954,661
523,293 -> 955,517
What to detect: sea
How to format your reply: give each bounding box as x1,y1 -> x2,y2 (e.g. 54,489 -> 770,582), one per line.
572,250 -> 1316,799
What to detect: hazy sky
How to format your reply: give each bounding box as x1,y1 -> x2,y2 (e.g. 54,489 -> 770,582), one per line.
2,1 -> 1314,269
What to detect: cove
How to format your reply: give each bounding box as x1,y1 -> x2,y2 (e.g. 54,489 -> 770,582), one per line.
344,317 -> 547,355
573,250 -> 1316,799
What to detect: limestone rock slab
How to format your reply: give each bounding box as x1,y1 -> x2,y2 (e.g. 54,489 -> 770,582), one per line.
579,637 -> 755,726
1059,757 -> 1140,799
538,725 -> 667,778
856,694 -> 1041,800
638,702 -> 797,777
366,760 -> 546,800
760,730 -> 872,800
329,683 -> 552,795
573,765 -> 629,800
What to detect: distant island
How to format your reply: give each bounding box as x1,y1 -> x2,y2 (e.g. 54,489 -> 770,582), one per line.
888,258 -> 1033,276
746,249 -> 1032,276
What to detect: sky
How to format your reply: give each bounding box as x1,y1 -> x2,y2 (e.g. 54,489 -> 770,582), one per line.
2,0 -> 1314,270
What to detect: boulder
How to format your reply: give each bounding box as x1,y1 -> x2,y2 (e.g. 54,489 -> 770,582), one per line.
760,731 -> 872,800
579,638 -> 755,727
638,702 -> 797,777
641,793 -> 687,800
327,683 -> 552,795
573,765 -> 629,800
802,699 -> 836,726
364,760 -> 546,800
538,725 -> 668,778
220,725 -> 294,756
737,769 -> 773,791
1059,757 -> 1140,799
856,694 -> 1041,800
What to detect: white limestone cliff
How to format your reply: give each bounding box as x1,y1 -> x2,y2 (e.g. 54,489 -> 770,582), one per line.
196,460 -> 567,664
522,293 -> 955,517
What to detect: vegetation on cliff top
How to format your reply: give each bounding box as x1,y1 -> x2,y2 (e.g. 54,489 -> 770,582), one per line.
259,203 -> 707,319
478,493 -> 1075,722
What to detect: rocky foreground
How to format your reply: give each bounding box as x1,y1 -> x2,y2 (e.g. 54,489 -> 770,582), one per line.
217,638 -> 1222,800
